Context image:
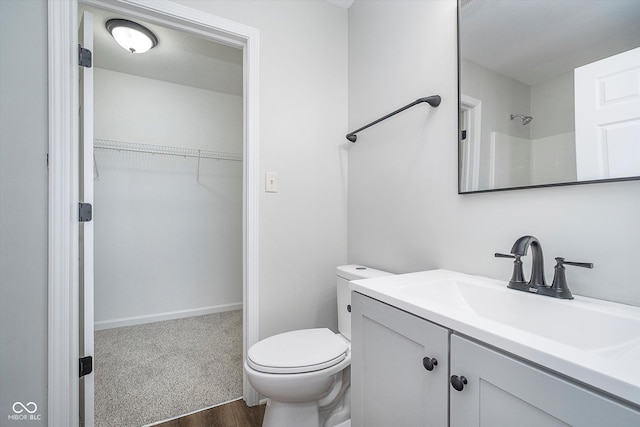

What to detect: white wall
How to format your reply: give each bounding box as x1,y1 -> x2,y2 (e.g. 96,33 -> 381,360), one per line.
530,71 -> 576,184
16,0 -> 640,418
0,0 -> 348,419
462,59 -> 531,188
490,132 -> 532,188
93,69 -> 243,327
462,61 -> 579,188
530,71 -> 574,140
0,0 -> 48,424
530,132 -> 576,185
348,0 -> 640,308
173,0 -> 350,338
94,68 -> 243,152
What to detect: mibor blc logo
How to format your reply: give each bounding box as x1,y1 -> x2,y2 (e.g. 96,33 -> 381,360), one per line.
9,401 -> 42,421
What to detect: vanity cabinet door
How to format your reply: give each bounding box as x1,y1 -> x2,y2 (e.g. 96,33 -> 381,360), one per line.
351,292 -> 449,427
450,334 -> 640,427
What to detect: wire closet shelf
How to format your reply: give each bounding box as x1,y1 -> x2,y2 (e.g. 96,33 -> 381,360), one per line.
93,138 -> 243,162
93,139 -> 242,183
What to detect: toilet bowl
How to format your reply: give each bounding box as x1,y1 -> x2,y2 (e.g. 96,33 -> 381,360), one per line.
244,265 -> 393,427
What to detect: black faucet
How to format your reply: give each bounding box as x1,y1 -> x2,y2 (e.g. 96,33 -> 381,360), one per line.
547,257 -> 594,299
511,235 -> 547,290
496,235 -> 593,300
495,235 -> 546,292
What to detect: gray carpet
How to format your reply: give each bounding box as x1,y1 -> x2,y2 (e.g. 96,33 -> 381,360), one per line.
95,310 -> 243,427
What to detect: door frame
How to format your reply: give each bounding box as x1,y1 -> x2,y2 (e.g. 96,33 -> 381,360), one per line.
459,94 -> 481,192
47,1 -> 260,425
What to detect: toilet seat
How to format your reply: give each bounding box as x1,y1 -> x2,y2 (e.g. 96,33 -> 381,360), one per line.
247,328 -> 349,374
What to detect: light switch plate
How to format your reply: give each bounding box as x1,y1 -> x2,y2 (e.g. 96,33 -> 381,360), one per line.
266,171 -> 278,192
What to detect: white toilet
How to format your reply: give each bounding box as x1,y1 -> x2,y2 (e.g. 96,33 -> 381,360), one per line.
244,265 -> 393,427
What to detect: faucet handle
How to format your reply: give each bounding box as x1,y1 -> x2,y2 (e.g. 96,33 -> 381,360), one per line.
556,258 -> 594,270
494,252 -> 515,259
550,257 -> 594,300
495,253 -> 526,288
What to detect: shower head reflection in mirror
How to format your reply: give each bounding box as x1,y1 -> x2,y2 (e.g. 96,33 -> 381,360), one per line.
510,114 -> 533,126
459,0 -> 640,193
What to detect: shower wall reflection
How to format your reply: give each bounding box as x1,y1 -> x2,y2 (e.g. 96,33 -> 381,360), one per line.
459,0 -> 640,193
461,58 -> 577,190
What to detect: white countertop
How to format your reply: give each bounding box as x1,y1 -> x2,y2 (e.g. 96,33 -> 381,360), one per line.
350,269 -> 640,407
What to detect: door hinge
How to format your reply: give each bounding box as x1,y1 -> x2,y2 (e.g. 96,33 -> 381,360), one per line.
79,356 -> 93,377
79,203 -> 92,222
78,45 -> 92,68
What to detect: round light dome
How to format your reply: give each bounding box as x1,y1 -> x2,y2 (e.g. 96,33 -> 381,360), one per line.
106,19 -> 158,54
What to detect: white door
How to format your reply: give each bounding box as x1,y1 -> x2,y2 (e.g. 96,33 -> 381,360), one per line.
79,10 -> 95,427
575,46 -> 640,181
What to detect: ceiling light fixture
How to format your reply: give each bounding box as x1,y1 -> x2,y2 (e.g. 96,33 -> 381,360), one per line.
106,19 -> 158,54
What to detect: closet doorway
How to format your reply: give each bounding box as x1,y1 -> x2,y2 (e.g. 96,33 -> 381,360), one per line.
83,5 -> 247,426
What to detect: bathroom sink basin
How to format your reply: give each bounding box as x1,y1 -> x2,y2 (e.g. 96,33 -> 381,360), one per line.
394,275 -> 640,353
350,269 -> 640,406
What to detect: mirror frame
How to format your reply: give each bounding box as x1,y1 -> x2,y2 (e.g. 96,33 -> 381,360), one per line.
457,0 -> 640,194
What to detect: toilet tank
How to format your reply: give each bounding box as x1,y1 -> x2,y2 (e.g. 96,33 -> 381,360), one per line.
336,265 -> 394,340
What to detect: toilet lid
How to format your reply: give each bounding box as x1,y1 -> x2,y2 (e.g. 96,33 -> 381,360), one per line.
247,328 -> 348,374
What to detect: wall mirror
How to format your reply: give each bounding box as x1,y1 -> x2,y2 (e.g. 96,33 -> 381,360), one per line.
458,0 -> 640,193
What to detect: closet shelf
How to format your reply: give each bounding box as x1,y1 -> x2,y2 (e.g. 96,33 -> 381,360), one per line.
94,139 -> 243,162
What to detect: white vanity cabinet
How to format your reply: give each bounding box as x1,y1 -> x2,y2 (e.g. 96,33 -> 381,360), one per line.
352,292 -> 640,427
450,334 -> 640,427
351,292 -> 449,427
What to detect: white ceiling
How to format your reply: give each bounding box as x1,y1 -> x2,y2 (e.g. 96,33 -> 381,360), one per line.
86,0 -> 637,95
326,0 -> 355,8
460,0 -> 640,86
82,5 -> 243,95
83,0 -> 353,94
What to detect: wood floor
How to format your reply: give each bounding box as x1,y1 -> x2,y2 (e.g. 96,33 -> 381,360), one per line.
153,399 -> 266,427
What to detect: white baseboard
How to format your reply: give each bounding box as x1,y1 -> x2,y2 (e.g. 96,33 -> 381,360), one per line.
94,302 -> 242,330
